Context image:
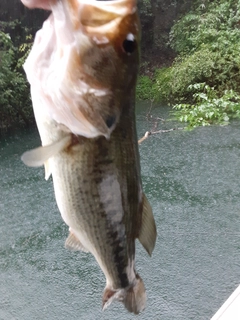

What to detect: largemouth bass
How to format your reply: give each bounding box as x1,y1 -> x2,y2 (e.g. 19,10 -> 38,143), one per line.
21,0 -> 157,314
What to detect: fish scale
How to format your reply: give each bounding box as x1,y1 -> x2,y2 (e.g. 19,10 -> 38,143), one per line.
50,107 -> 139,290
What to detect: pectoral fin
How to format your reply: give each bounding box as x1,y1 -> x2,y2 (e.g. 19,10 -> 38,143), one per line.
138,193 -> 157,256
21,135 -> 71,167
65,231 -> 89,252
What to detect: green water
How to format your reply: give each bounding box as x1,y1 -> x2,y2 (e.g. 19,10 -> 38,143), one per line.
1,104 -> 240,319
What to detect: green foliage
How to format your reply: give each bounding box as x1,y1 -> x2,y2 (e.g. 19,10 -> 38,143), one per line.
156,47 -> 218,102
136,75 -> 156,101
154,0 -> 240,127
169,0 -> 240,55
0,23 -> 33,132
139,0 -> 152,17
172,83 -> 240,128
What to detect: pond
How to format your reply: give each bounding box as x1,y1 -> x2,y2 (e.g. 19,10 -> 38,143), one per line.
0,103 -> 239,319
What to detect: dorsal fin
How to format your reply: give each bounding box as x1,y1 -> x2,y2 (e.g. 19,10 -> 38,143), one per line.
21,135 -> 71,167
138,193 -> 157,256
65,231 -> 89,252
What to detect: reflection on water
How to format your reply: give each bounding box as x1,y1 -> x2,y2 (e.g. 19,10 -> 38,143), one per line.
1,104 -> 240,320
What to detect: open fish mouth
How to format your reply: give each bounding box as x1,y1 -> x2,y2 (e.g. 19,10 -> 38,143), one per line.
64,0 -> 137,30
56,0 -> 139,56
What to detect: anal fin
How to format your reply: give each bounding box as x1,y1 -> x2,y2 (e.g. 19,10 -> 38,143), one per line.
65,231 -> 89,252
138,193 -> 157,256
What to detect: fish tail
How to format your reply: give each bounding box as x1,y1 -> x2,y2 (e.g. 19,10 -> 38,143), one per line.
122,274 -> 146,314
102,274 -> 146,314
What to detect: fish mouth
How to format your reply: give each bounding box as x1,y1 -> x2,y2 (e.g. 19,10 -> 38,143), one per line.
61,0 -> 137,38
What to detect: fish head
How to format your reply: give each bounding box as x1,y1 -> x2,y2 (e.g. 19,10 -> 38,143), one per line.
24,0 -> 140,139
70,0 -> 140,82
60,0 -> 141,137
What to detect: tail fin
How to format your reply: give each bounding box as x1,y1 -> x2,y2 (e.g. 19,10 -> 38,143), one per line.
102,274 -> 146,314
122,274 -> 146,314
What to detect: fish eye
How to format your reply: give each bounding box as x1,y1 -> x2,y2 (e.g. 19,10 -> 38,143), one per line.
122,33 -> 137,55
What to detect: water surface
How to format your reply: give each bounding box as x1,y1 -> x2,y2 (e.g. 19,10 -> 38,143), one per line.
1,104 -> 240,319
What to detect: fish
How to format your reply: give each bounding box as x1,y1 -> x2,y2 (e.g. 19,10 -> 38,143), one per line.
21,0 -> 157,314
